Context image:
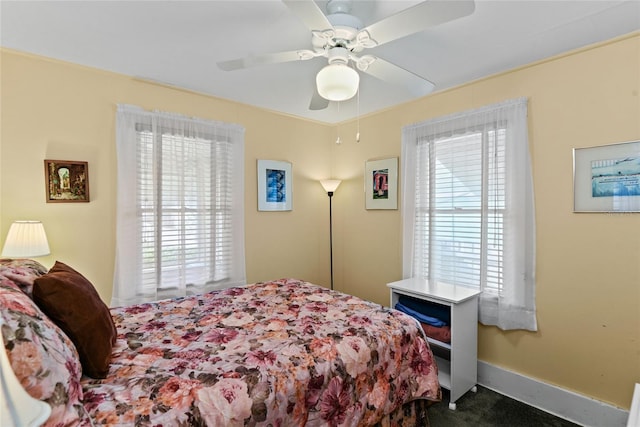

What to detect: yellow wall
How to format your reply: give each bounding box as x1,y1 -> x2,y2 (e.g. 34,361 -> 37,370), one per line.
330,33 -> 640,409
1,33 -> 639,409
0,49 -> 335,300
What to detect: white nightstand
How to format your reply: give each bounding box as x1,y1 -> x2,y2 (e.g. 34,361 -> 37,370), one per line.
387,278 -> 481,410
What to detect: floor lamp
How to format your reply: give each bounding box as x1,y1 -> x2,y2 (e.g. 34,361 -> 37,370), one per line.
320,180 -> 341,290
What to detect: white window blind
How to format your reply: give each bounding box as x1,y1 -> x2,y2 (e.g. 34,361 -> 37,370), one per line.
414,129 -> 505,292
403,98 -> 537,331
113,105 -> 245,306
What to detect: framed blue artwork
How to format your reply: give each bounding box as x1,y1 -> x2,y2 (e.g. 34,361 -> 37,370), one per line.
257,159 -> 292,211
573,140 -> 640,212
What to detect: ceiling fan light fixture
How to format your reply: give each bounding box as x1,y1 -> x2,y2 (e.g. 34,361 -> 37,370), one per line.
316,63 -> 359,101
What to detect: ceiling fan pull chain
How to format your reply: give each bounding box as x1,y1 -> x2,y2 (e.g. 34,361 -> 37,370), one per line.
336,103 -> 342,145
356,89 -> 361,143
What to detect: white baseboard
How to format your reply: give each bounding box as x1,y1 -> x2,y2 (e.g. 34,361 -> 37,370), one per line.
477,361 -> 630,427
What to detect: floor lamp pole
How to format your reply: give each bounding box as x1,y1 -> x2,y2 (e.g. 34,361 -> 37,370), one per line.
320,179 -> 341,291
328,191 -> 334,290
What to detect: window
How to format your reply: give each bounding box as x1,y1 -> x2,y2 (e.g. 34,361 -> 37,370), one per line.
413,128 -> 505,292
113,105 -> 245,306
402,98 -> 537,331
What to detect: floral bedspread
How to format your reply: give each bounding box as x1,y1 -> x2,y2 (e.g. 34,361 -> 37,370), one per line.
82,279 -> 440,426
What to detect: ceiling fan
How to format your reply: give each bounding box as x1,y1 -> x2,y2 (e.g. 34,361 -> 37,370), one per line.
218,0 -> 475,111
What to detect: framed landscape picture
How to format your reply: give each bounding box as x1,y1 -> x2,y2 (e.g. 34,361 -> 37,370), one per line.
257,159 -> 292,211
573,140 -> 640,212
365,157 -> 398,210
44,159 -> 90,203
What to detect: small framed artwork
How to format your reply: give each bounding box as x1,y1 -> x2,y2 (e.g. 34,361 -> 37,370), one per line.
257,159 -> 292,211
44,160 -> 90,203
365,157 -> 398,210
573,140 -> 640,212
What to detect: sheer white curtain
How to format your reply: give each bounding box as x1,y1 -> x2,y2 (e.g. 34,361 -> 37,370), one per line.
402,98 -> 537,331
113,104 -> 246,306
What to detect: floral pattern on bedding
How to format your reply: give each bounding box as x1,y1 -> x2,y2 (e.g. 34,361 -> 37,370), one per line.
0,258 -> 49,296
83,278 -> 441,426
0,259 -> 91,426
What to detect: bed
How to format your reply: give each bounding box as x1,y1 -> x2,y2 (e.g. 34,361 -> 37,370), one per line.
1,259 -> 441,426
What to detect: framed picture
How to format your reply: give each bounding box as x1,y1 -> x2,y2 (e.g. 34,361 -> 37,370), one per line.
44,160 -> 90,203
573,140 -> 640,212
257,159 -> 292,211
365,157 -> 398,210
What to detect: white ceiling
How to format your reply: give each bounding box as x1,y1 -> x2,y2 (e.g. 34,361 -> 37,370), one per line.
1,0 -> 639,124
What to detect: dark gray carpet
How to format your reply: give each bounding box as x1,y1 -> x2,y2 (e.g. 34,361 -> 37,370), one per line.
428,386 -> 581,427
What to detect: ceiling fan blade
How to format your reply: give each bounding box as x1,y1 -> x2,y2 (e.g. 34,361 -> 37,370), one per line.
282,0 -> 333,32
309,87 -> 330,110
218,50 -> 315,71
360,56 -> 435,97
360,0 -> 475,47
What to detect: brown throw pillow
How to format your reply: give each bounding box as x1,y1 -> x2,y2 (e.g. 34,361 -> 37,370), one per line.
33,261 -> 117,378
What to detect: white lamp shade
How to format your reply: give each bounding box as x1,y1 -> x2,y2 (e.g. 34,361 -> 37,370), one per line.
1,221 -> 50,258
1,321 -> 51,426
320,180 -> 342,193
316,64 -> 359,101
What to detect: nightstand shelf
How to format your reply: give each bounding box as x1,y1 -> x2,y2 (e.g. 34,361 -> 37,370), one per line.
387,278 -> 481,410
